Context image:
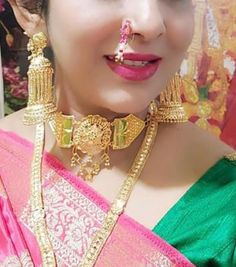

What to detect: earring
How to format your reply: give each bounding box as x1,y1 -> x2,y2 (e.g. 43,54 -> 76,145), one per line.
24,33 -> 57,266
156,74 -> 188,123
115,20 -> 133,64
23,32 -> 57,125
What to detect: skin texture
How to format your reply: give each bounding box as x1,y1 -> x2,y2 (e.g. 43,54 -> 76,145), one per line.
9,0 -> 194,118
49,0 -> 194,117
3,0 -> 235,229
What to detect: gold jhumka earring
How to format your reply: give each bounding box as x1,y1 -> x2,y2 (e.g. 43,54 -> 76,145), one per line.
156,74 -> 188,123
23,32 -> 57,125
24,32 -> 57,266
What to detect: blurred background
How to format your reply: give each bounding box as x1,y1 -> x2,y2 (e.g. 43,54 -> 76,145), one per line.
0,0 -> 236,148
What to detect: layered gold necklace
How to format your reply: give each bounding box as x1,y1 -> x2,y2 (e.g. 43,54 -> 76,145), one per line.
24,28 -> 160,267
31,101 -> 158,267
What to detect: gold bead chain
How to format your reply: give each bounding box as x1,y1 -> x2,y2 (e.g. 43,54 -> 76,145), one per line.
80,114 -> 158,267
30,123 -> 56,267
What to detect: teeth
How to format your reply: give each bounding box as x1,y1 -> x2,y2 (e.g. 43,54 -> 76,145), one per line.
123,60 -> 149,66
106,56 -> 150,66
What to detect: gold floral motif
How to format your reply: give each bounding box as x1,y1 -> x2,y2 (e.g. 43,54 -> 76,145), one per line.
51,111 -> 150,182
71,115 -> 112,181
73,115 -> 112,155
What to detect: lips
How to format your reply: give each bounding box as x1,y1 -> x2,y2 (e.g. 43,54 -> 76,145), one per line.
105,53 -> 162,81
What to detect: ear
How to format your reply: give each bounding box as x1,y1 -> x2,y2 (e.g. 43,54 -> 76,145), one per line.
7,0 -> 47,38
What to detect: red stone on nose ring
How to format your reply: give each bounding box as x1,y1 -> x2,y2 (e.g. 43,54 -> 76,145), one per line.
115,20 -> 133,64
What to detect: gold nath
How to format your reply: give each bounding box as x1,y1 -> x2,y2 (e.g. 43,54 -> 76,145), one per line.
49,107 -> 153,182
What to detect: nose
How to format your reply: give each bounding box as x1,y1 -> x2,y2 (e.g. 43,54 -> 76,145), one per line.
125,0 -> 166,43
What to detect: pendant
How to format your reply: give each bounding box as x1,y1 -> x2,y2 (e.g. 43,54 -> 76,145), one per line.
71,115 -> 112,181
51,112 -> 148,182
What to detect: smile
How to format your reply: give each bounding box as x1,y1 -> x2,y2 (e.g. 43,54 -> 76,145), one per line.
105,53 -> 162,81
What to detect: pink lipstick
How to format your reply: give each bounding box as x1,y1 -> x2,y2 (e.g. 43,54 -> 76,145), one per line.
105,53 -> 162,81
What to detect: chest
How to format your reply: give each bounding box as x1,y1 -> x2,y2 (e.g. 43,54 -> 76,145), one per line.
89,168 -> 199,230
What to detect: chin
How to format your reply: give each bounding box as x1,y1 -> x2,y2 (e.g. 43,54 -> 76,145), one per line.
104,97 -> 151,116
93,84 -> 158,116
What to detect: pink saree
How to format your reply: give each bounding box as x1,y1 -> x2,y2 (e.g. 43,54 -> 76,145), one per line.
0,129 -> 195,267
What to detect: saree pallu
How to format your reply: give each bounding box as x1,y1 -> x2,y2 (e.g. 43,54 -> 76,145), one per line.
0,129 -> 195,267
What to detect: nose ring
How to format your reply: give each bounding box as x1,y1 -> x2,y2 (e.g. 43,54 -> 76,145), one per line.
115,20 -> 134,64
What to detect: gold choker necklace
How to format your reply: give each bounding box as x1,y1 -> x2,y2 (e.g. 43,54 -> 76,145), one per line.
49,102 -> 156,182
31,101 -> 158,266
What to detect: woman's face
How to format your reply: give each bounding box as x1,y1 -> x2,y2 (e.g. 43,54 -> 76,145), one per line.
33,0 -> 195,115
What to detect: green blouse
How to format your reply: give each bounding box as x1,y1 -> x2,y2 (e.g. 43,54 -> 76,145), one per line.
152,157 -> 236,267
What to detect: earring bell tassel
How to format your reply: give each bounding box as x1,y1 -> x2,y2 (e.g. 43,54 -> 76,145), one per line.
23,32 -> 57,125
156,74 -> 188,123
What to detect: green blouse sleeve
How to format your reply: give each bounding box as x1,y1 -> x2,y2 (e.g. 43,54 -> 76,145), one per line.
152,157 -> 236,267
208,241 -> 236,267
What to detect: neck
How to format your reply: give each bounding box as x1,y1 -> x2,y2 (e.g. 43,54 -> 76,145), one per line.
56,91 -> 148,122
54,72 -> 148,122
48,87 -> 151,177
46,117 -> 149,177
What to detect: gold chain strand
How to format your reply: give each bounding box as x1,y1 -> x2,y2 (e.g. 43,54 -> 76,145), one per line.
31,123 -> 56,267
80,115 -> 158,267
224,152 -> 236,161
32,104 -> 157,266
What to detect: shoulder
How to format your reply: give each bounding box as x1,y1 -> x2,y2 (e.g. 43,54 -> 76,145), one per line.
0,109 -> 25,132
0,109 -> 35,171
0,109 -> 34,164
0,109 -> 35,143
153,121 -> 235,172
0,111 -> 33,217
184,122 -> 236,181
184,122 -> 235,156
180,122 -> 236,165
150,120 -> 236,191
183,123 -> 236,190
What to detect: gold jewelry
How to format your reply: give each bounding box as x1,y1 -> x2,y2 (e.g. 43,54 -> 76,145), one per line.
23,32 -> 57,266
30,101 -> 158,267
115,20 -> 133,64
49,110 -> 149,182
80,102 -> 158,267
23,32 -> 57,125
156,74 -> 188,123
224,152 -> 236,161
31,124 -> 56,267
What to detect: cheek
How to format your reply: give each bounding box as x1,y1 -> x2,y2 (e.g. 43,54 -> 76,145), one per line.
166,16 -> 195,52
47,1 -> 120,52
47,1 -> 121,77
